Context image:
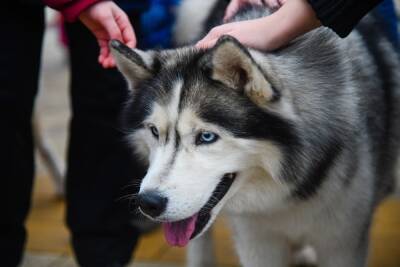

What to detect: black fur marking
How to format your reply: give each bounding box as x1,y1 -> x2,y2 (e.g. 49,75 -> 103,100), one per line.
161,129 -> 181,179
168,143 -> 179,174
191,173 -> 236,239
123,51 -> 206,134
122,46 -> 296,184
197,82 -> 297,147
175,128 -> 181,150
150,54 -> 162,75
122,84 -> 157,133
110,39 -> 150,71
292,138 -> 344,200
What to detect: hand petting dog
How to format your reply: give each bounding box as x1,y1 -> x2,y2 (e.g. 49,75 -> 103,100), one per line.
79,1 -> 137,68
196,0 -> 320,51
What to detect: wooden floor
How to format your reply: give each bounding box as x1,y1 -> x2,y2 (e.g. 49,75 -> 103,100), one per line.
26,175 -> 400,267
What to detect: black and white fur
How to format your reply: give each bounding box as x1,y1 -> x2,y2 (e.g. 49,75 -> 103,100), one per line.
111,2 -> 400,266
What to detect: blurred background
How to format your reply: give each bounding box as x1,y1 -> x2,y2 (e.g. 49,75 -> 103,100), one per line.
22,2 -> 400,267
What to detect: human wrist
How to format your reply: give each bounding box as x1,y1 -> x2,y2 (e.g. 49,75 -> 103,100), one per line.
268,0 -> 321,47
64,0 -> 102,22
255,14 -> 292,50
78,0 -> 113,21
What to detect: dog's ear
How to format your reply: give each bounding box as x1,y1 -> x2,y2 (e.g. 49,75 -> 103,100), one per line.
110,40 -> 156,89
205,36 -> 277,106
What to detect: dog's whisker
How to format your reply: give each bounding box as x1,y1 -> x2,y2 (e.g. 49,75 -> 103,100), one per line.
120,182 -> 142,191
115,193 -> 138,202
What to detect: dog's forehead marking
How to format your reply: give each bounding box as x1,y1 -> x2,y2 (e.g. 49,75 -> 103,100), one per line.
145,79 -> 183,132
168,79 -> 184,124
177,109 -> 197,135
140,79 -> 186,188
146,104 -> 168,137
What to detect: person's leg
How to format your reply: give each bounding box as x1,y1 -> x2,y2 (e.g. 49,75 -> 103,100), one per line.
0,2 -> 44,267
65,14 -> 146,267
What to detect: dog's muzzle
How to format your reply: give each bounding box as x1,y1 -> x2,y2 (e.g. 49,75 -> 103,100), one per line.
162,172 -> 237,247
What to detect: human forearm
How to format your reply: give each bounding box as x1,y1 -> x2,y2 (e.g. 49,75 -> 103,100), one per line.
267,0 -> 321,50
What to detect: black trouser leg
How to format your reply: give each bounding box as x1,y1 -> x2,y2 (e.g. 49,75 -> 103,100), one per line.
0,3 -> 44,267
65,16 -> 146,267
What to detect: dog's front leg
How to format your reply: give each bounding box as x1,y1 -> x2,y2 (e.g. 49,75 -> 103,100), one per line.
230,217 -> 290,267
187,227 -> 215,267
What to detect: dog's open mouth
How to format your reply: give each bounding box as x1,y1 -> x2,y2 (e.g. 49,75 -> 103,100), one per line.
162,172 -> 236,247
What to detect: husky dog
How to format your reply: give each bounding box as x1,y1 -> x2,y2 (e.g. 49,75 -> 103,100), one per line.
110,1 -> 400,266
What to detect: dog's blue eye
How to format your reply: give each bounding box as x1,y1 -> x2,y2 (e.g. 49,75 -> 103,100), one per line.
196,131 -> 219,145
149,125 -> 159,138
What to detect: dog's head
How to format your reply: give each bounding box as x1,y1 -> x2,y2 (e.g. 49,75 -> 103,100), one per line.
110,37 -> 296,246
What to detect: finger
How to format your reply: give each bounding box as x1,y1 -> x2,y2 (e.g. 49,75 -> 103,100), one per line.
203,38 -> 218,49
102,55 -> 112,68
197,37 -> 219,49
195,34 -> 213,48
195,40 -> 206,49
101,59 -> 108,68
98,52 -> 107,65
97,39 -> 110,65
250,0 -> 265,6
264,0 -> 281,9
109,57 -> 116,68
224,0 -> 241,22
196,34 -> 215,49
196,23 -> 233,48
96,18 -> 121,68
113,8 -> 137,48
208,24 -> 232,39
103,55 -> 115,68
278,0 -> 286,6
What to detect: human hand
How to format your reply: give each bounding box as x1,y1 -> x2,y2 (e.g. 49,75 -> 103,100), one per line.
79,1 -> 136,68
197,17 -> 283,51
263,0 -> 286,10
224,0 -> 263,21
197,0 -> 320,51
224,0 -> 287,22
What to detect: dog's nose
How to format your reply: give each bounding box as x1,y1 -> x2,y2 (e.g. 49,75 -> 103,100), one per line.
137,191 -> 168,218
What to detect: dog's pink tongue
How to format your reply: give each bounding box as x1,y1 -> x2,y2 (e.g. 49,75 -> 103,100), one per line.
163,214 -> 198,247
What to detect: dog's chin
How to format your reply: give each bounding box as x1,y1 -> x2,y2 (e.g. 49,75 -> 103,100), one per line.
161,172 -> 237,247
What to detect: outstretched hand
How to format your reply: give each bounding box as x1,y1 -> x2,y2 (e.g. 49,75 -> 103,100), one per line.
79,1 -> 136,68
